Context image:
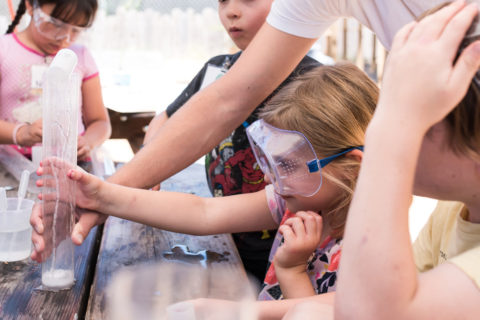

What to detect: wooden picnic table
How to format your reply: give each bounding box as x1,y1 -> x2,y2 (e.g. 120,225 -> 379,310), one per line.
0,158 -> 247,320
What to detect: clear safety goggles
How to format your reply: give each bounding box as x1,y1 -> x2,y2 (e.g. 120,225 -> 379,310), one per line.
246,119 -> 363,197
32,1 -> 86,41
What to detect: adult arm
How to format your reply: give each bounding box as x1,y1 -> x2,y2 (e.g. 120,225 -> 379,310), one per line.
336,3 -> 480,319
78,76 -> 111,160
143,110 -> 168,145
109,24 -> 317,188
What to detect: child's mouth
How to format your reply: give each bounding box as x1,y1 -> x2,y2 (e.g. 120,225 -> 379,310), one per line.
229,27 -> 242,36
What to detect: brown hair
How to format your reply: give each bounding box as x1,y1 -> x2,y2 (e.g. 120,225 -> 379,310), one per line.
418,2 -> 480,159
259,63 -> 379,238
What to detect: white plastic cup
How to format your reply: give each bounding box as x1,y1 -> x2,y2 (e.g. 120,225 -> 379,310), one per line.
0,198 -> 35,262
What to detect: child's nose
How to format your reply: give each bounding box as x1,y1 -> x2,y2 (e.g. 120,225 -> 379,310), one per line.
226,2 -> 241,19
58,33 -> 72,45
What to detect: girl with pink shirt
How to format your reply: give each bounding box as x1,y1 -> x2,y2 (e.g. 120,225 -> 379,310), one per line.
0,0 -> 110,161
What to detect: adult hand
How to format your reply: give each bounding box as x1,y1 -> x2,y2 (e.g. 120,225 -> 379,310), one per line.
77,135 -> 92,161
30,203 -> 107,262
376,0 -> 480,133
274,211 -> 322,270
16,119 -> 42,147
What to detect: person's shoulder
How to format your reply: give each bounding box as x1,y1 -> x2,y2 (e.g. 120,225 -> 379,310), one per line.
0,33 -> 16,47
68,43 -> 93,57
0,33 -> 17,57
429,201 -> 464,229
0,33 -> 14,42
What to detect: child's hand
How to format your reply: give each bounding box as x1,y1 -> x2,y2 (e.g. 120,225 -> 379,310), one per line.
30,157 -> 107,262
16,119 -> 42,147
274,211 -> 322,270
77,135 -> 92,161
376,1 -> 480,133
36,157 -> 102,212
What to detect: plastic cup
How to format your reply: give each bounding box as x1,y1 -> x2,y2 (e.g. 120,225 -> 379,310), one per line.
0,198 -> 35,262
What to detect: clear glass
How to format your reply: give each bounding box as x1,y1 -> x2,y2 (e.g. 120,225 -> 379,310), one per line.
41,50 -> 80,290
0,198 -> 35,262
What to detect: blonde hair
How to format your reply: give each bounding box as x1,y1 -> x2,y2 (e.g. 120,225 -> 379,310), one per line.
259,63 -> 378,238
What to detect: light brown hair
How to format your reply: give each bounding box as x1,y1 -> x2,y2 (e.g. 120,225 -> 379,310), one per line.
259,63 -> 379,238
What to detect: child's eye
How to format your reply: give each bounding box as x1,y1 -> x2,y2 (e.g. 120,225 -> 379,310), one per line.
218,0 -> 228,3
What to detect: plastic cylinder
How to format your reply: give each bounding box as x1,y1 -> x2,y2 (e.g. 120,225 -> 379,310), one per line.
41,49 -> 80,290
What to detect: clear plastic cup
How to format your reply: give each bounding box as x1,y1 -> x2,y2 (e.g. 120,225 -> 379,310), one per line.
0,198 -> 35,262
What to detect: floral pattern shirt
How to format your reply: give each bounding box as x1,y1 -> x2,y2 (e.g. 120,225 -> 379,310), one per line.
258,185 -> 342,300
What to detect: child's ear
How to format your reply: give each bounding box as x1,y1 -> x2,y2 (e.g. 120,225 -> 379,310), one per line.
25,0 -> 33,15
345,149 -> 363,162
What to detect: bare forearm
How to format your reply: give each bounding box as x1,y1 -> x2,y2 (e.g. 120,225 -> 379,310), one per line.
276,267 -> 315,299
82,119 -> 111,149
0,120 -> 16,144
95,181 -> 215,234
143,111 -> 168,145
93,182 -> 274,235
256,293 -> 335,320
337,119 -> 424,318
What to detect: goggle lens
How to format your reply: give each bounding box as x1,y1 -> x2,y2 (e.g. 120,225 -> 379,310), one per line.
33,6 -> 85,41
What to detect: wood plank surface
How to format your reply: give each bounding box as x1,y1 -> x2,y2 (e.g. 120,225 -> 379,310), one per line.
85,219 -> 246,319
86,163 -> 248,319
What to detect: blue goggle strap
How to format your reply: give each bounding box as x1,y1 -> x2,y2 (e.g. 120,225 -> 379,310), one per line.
307,146 -> 364,173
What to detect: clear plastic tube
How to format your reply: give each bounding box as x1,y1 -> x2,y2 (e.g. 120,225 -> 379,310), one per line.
41,49 -> 80,290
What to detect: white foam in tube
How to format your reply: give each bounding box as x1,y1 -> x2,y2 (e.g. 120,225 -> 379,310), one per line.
48,49 -> 78,76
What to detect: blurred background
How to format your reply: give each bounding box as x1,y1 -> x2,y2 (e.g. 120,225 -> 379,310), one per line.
0,0 -> 387,113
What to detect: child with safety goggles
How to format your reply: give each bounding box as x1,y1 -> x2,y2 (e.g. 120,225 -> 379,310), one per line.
31,64 -> 378,318
0,0 -> 110,161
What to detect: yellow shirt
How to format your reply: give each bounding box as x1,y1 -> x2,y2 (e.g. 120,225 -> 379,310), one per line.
413,201 -> 480,288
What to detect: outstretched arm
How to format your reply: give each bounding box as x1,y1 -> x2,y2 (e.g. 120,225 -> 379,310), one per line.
31,163 -> 277,262
109,24 -> 316,188
336,2 -> 480,319
143,111 -> 168,145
